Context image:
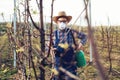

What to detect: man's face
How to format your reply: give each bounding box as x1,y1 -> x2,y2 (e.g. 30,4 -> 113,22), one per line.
57,17 -> 68,24
57,17 -> 68,30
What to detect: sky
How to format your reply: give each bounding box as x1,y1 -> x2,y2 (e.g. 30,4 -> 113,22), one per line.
0,0 -> 120,26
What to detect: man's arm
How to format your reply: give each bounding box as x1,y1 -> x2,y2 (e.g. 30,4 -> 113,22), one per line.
72,30 -> 87,50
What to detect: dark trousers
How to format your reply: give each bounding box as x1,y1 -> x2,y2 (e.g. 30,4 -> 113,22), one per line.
54,47 -> 77,80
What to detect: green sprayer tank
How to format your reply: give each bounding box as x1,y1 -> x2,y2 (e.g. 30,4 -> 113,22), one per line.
75,50 -> 86,67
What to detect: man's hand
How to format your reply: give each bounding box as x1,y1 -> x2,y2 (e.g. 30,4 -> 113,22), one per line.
76,43 -> 83,51
72,43 -> 83,51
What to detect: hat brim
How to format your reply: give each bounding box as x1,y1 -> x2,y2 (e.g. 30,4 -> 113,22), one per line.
52,16 -> 72,23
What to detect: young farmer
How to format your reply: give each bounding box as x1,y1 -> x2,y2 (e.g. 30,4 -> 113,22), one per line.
52,11 -> 87,80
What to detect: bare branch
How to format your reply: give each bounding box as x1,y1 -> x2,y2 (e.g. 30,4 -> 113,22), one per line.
47,0 -> 54,57
83,0 -> 108,80
59,67 -> 81,80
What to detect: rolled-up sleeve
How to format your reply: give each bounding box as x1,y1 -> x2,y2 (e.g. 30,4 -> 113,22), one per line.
77,32 -> 87,45
72,30 -> 87,45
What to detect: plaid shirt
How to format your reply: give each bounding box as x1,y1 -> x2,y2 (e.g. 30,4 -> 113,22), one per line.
53,28 -> 87,48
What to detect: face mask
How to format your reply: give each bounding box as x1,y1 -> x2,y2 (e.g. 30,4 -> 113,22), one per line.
58,22 -> 67,30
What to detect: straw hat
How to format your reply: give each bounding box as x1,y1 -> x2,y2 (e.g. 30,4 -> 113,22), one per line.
52,11 -> 72,23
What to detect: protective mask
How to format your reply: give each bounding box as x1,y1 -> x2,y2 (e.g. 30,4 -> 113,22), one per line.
58,22 -> 67,30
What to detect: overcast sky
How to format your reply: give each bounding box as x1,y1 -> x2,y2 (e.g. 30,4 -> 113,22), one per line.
0,0 -> 120,26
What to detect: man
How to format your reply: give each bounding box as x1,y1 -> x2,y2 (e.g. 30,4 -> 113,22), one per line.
52,11 -> 87,80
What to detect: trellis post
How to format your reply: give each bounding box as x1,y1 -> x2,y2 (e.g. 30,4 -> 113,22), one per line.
89,0 -> 93,63
13,0 -> 17,67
